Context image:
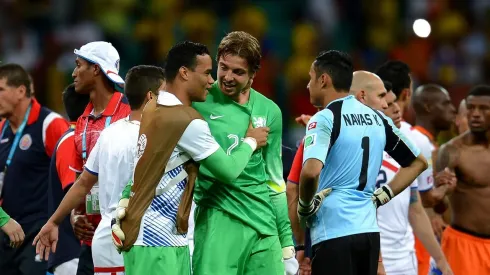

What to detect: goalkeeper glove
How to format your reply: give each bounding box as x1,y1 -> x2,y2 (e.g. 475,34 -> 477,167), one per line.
372,185 -> 394,208
297,188 -> 332,228
282,246 -> 299,275
111,198 -> 129,253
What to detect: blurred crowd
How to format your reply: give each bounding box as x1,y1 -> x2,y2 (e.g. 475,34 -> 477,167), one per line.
2,0 -> 490,146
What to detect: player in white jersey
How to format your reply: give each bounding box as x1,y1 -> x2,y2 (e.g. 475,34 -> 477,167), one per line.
32,65 -> 166,275
376,82 -> 452,275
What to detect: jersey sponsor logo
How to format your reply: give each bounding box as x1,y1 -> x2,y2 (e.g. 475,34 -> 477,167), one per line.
19,134 -> 32,150
304,133 -> 316,149
307,122 -> 317,130
343,113 -> 380,126
252,116 -> 267,127
136,134 -> 147,159
209,114 -> 224,120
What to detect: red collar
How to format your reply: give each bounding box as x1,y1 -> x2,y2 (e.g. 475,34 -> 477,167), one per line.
411,125 -> 436,143
82,92 -> 123,118
27,98 -> 42,125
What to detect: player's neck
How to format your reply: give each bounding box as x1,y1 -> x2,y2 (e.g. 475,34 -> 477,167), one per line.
166,83 -> 191,106
90,85 -> 114,116
129,109 -> 143,122
415,119 -> 438,138
230,89 -> 250,105
8,97 -> 31,131
470,130 -> 490,145
322,90 -> 348,107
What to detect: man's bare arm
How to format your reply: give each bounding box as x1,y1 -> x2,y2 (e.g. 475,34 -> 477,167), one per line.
286,182 -> 305,246
435,143 -> 459,173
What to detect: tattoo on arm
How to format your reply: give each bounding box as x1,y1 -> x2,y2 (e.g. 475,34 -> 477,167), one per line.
436,143 -> 458,172
409,188 -> 419,204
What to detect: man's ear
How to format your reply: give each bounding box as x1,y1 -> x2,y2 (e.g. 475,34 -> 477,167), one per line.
320,73 -> 331,89
179,67 -> 190,81
356,90 -> 367,103
93,64 -> 103,77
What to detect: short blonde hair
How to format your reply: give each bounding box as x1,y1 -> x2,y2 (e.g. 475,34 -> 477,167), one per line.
217,31 -> 261,74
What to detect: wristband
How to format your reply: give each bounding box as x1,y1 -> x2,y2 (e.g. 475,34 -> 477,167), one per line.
295,245 -> 305,251
298,198 -> 314,213
243,137 -> 257,151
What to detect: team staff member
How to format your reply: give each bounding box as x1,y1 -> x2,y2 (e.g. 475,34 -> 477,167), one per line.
48,84 -> 90,275
0,63 -> 69,275
69,41 -> 130,275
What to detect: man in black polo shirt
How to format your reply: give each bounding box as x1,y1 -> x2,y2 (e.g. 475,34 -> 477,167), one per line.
0,64 -> 69,275
48,83 -> 90,275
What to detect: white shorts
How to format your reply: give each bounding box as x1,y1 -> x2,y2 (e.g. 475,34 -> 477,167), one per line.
54,258 -> 79,275
187,202 -> 196,258
92,216 -> 125,274
383,251 -> 417,275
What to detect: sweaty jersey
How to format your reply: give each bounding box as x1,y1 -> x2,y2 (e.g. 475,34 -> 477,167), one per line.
192,82 -> 283,236
84,117 -> 139,269
303,95 -> 420,245
410,125 -> 436,192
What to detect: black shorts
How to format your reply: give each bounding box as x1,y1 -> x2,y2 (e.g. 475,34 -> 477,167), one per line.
0,221 -> 47,275
311,232 -> 380,275
76,244 -> 94,275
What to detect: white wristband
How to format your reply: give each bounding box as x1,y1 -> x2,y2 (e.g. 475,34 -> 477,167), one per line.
243,137 -> 258,151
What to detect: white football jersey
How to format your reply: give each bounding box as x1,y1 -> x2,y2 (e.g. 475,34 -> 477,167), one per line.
377,121 -> 419,272
84,117 -> 140,269
410,125 -> 436,192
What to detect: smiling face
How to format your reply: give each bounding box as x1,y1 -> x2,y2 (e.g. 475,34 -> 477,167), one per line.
217,54 -> 254,98
187,54 -> 214,102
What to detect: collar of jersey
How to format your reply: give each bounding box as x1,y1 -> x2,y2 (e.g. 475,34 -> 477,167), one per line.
82,91 -> 123,118
157,91 -> 183,106
26,98 -> 42,125
325,94 -> 353,108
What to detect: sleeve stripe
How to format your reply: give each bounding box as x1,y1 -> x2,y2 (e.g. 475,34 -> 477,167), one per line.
326,100 -> 343,152
42,112 -> 63,148
84,167 -> 98,176
69,166 -> 83,173
56,132 -> 74,151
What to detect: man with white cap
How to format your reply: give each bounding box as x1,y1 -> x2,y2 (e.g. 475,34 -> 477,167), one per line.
69,41 -> 130,275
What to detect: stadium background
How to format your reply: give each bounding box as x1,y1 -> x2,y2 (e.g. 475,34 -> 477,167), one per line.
1,0 -> 489,145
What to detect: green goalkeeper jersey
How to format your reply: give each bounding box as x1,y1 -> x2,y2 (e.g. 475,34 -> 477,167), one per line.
193,82 -> 285,236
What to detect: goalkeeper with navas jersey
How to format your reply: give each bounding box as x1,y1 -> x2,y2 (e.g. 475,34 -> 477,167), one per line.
192,31 -> 298,275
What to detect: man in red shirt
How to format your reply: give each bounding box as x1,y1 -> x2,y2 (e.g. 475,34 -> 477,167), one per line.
69,41 -> 130,275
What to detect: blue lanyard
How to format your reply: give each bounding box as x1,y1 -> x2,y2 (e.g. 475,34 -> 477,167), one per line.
81,116 -> 111,160
1,104 -> 32,171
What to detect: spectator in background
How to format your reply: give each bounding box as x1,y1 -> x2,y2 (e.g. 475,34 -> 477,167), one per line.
0,63 -> 69,275
47,83 -> 90,275
69,41 -> 130,275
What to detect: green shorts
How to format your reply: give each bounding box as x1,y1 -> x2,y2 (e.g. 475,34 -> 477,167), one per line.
192,206 -> 284,275
123,245 -> 191,275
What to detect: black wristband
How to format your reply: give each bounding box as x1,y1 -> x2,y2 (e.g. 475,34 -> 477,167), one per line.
295,245 -> 305,251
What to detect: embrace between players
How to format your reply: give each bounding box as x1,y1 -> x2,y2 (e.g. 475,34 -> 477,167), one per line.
29,30 -> 490,275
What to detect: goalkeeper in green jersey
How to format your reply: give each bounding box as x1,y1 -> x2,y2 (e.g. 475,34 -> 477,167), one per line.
192,31 -> 298,275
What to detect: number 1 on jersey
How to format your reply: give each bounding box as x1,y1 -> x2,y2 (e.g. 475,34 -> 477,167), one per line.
357,136 -> 369,191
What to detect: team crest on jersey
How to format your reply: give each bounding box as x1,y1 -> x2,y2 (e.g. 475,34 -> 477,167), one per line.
252,116 -> 267,128
19,134 -> 32,150
304,134 -> 316,149
136,134 -> 147,159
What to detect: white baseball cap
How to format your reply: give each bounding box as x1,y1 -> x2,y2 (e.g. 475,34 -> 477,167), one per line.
74,41 -> 124,85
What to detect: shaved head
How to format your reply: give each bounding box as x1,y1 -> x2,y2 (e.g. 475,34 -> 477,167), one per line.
350,70 -> 388,110
412,84 -> 455,130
